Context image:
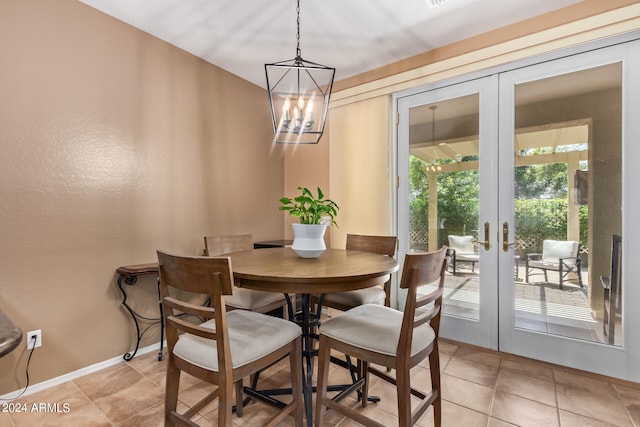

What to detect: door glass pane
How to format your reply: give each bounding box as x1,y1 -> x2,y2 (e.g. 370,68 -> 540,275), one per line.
409,94 -> 480,320
513,63 -> 622,346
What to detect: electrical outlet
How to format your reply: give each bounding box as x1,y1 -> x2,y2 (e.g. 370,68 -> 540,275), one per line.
26,329 -> 42,350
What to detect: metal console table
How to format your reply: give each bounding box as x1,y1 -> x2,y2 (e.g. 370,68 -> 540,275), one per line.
116,263 -> 163,361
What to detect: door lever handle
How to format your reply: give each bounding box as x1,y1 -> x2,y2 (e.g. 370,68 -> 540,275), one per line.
502,222 -> 517,252
483,222 -> 490,251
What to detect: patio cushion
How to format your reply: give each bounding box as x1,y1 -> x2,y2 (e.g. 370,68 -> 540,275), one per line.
448,235 -> 475,255
541,240 -> 579,266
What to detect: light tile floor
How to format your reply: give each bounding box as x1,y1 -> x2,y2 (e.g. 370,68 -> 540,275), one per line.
1,339 -> 639,426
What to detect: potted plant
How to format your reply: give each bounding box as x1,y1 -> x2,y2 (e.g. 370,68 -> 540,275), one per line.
279,186 -> 339,258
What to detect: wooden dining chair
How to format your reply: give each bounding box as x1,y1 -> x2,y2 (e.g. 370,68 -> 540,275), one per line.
315,247 -> 447,427
320,234 -> 397,311
157,251 -> 304,427
204,234 -> 288,316
315,234 -> 397,382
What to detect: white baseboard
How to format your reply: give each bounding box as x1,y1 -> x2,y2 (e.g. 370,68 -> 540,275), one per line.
0,342 -> 164,400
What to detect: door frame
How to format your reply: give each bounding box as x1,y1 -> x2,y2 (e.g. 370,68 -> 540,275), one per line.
393,32 -> 640,381
396,75 -> 499,350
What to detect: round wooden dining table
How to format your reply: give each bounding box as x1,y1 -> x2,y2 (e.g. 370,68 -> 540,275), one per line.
227,247 -> 399,426
229,247 -> 398,293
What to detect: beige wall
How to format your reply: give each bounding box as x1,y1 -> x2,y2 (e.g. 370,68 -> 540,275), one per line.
282,126 -> 330,242
279,95 -> 393,248
328,97 -> 393,249
0,0 -> 283,394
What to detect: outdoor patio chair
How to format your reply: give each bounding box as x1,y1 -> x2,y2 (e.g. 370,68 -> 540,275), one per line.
525,239 -> 582,289
447,235 -> 479,275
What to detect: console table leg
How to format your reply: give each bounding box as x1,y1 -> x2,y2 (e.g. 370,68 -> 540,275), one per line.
115,263 -> 162,362
117,274 -> 143,361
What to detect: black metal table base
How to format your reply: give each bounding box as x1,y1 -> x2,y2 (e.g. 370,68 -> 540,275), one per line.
116,272 -> 164,362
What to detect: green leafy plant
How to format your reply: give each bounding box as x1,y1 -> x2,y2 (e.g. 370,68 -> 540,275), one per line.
279,186 -> 339,226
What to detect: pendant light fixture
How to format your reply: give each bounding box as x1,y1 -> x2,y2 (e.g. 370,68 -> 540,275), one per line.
265,0 -> 335,144
430,105 -> 438,143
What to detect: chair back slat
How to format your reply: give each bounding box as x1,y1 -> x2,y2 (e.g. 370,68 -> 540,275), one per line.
158,252 -> 234,296
342,234 -> 398,307
163,296 -> 217,320
399,248 -> 447,291
398,247 -> 448,350
204,234 -> 253,257
346,234 -> 397,257
166,315 -> 218,340
414,287 -> 444,328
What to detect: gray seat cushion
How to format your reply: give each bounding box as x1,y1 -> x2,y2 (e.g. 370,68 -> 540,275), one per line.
173,309 -> 300,371
319,304 -> 435,357
224,286 -> 285,310
323,287 -> 386,307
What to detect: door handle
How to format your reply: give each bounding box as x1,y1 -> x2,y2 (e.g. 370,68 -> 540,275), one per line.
483,222 -> 490,251
502,221 -> 517,252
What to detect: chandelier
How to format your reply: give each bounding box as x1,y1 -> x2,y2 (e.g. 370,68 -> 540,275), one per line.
265,0 -> 335,144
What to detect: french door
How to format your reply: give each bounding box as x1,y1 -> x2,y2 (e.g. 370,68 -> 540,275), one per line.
396,37 -> 640,380
397,76 -> 499,349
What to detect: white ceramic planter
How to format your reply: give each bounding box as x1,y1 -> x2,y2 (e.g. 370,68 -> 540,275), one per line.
291,223 -> 328,258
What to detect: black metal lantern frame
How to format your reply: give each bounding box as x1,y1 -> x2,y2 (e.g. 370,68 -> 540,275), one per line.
265,0 -> 335,144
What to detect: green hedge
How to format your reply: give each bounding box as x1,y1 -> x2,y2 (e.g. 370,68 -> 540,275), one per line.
514,199 -> 588,254
410,198 -> 588,254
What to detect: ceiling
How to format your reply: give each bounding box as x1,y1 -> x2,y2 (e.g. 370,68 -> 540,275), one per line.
411,124 -> 589,167
79,0 -> 583,89
409,63 -> 623,127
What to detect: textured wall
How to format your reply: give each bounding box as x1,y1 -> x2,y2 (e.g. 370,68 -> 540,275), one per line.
329,96 -> 393,249
0,0 -> 283,394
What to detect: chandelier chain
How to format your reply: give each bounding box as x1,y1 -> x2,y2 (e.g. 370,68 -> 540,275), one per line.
296,0 -> 301,58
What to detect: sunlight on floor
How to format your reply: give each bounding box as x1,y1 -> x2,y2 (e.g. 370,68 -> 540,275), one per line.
424,269 -> 613,344
515,297 -> 597,323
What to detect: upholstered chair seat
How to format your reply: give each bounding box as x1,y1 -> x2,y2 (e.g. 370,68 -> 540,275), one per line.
173,309 -> 301,371
319,304 -> 435,358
